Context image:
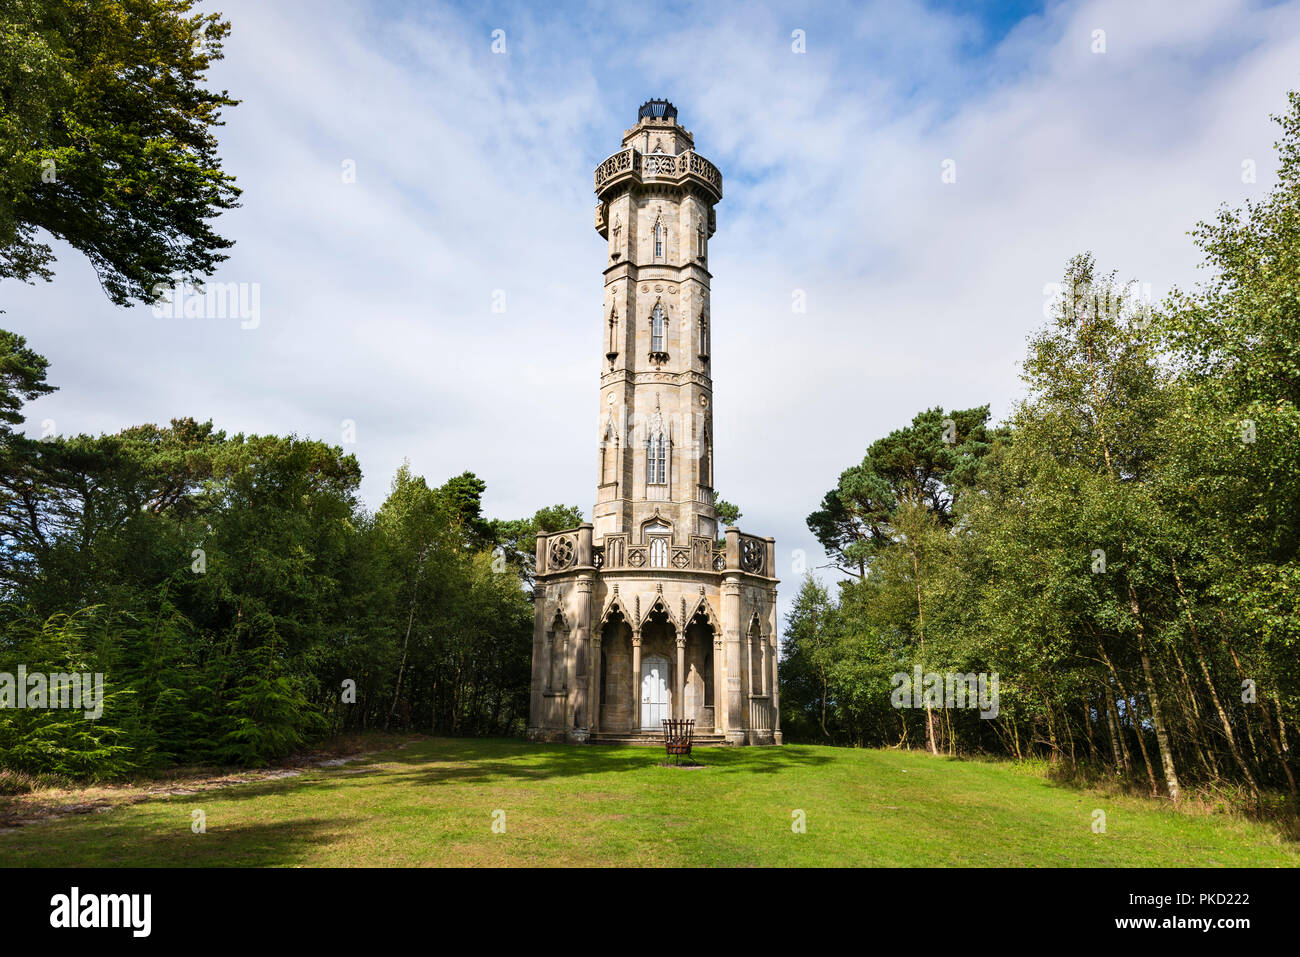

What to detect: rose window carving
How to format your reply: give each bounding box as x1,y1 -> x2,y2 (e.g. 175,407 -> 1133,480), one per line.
549,536 -> 575,569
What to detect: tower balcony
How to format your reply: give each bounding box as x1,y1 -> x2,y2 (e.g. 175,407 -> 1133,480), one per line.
594,147 -> 722,204
536,525 -> 776,581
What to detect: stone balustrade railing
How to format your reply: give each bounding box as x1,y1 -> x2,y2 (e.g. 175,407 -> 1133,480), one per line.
535,526 -> 773,578
594,148 -> 722,199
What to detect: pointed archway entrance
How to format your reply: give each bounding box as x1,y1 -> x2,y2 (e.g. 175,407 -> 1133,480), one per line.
640,654 -> 670,728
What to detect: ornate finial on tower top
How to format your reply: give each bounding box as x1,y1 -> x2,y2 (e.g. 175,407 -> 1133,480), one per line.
638,99 -> 677,122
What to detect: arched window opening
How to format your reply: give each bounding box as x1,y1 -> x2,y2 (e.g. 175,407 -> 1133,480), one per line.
647,431 -> 667,485
651,303 -> 666,356
548,624 -> 567,691
601,422 -> 618,486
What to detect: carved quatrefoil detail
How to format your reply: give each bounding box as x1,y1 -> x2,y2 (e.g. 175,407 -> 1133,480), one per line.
549,536 -> 575,569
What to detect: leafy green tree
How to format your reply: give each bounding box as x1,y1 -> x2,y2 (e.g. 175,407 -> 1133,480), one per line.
0,0 -> 240,304
807,405 -> 1002,579
714,497 -> 741,528
0,329 -> 54,431
806,405 -> 1002,753
492,503 -> 583,584
779,575 -> 838,740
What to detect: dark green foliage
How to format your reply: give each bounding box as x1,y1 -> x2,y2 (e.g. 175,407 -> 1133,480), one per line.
713,497 -> 741,529
0,0 -> 241,305
786,93 -> 1300,803
0,397 -> 545,777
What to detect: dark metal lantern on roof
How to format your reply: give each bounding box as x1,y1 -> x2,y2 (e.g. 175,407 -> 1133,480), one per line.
638,99 -> 677,121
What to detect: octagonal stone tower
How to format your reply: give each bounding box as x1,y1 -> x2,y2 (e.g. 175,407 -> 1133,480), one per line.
527,101 -> 781,747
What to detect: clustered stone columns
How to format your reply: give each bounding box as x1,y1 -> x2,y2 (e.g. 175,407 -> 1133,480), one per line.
630,632 -> 642,733
675,635 -> 686,720
771,629 -> 783,745
713,633 -> 725,735
564,524 -> 595,744
721,573 -> 744,746
571,574 -> 592,742
527,582 -> 547,740
590,632 -> 602,733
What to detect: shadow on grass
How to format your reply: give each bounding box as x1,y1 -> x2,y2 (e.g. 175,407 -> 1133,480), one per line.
185,737 -> 838,803
377,737 -> 836,785
16,816 -> 343,868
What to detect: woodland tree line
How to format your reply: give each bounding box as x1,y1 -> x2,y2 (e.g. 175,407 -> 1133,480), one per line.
0,379 -> 581,778
2,2 -> 1297,809
780,93 -> 1300,805
0,0 -> 584,783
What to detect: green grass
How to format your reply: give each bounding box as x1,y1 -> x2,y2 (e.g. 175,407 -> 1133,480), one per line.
2,738 -> 1295,866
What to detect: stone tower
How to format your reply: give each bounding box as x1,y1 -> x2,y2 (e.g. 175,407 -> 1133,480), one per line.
528,100 -> 781,747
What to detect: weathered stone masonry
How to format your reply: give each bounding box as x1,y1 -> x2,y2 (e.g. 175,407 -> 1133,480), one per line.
528,100 -> 781,746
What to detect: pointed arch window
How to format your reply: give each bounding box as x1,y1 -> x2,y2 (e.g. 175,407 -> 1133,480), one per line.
644,519 -> 671,567
548,618 -> 568,692
647,431 -> 668,485
654,219 -> 665,260
698,310 -> 708,359
650,303 -> 666,356
600,417 -> 618,487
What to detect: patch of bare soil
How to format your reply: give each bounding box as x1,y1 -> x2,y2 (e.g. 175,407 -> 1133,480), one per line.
0,735 -> 418,834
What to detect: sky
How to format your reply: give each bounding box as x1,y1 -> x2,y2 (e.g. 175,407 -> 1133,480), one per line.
4,0 -> 1299,627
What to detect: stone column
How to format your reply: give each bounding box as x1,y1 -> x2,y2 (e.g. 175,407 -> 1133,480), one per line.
527,583 -> 547,740
675,634 -> 686,721
631,632 -> 642,733
569,573 -> 593,743
591,633 -> 602,733
712,632 -> 724,734
722,573 -> 745,746
770,590 -> 783,745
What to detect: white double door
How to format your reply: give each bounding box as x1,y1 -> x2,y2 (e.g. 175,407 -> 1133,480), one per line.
640,654 -> 670,728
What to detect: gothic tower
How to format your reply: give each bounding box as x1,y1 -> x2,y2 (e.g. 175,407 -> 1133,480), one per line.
528,101 -> 781,747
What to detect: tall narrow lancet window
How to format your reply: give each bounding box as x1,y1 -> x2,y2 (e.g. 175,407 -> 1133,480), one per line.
700,425 -> 712,487
645,520 -> 671,567
697,220 -> 705,260
601,417 -> 618,486
698,311 -> 708,359
647,432 -> 667,485
650,303 -> 666,356
654,219 -> 665,260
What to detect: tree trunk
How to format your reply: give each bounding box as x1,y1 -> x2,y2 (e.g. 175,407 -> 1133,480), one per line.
1169,558 -> 1260,796
1225,644 -> 1294,798
389,539 -> 427,730
1130,582 -> 1180,801
910,542 -> 937,756
1100,640 -> 1151,788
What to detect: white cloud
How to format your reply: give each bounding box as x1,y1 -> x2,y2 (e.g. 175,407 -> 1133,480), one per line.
3,0 -> 1298,627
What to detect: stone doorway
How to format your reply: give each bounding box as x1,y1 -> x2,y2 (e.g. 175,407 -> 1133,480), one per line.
640,654 -> 670,728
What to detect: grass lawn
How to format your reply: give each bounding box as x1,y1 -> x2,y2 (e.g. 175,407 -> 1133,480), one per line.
2,737 -> 1295,867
